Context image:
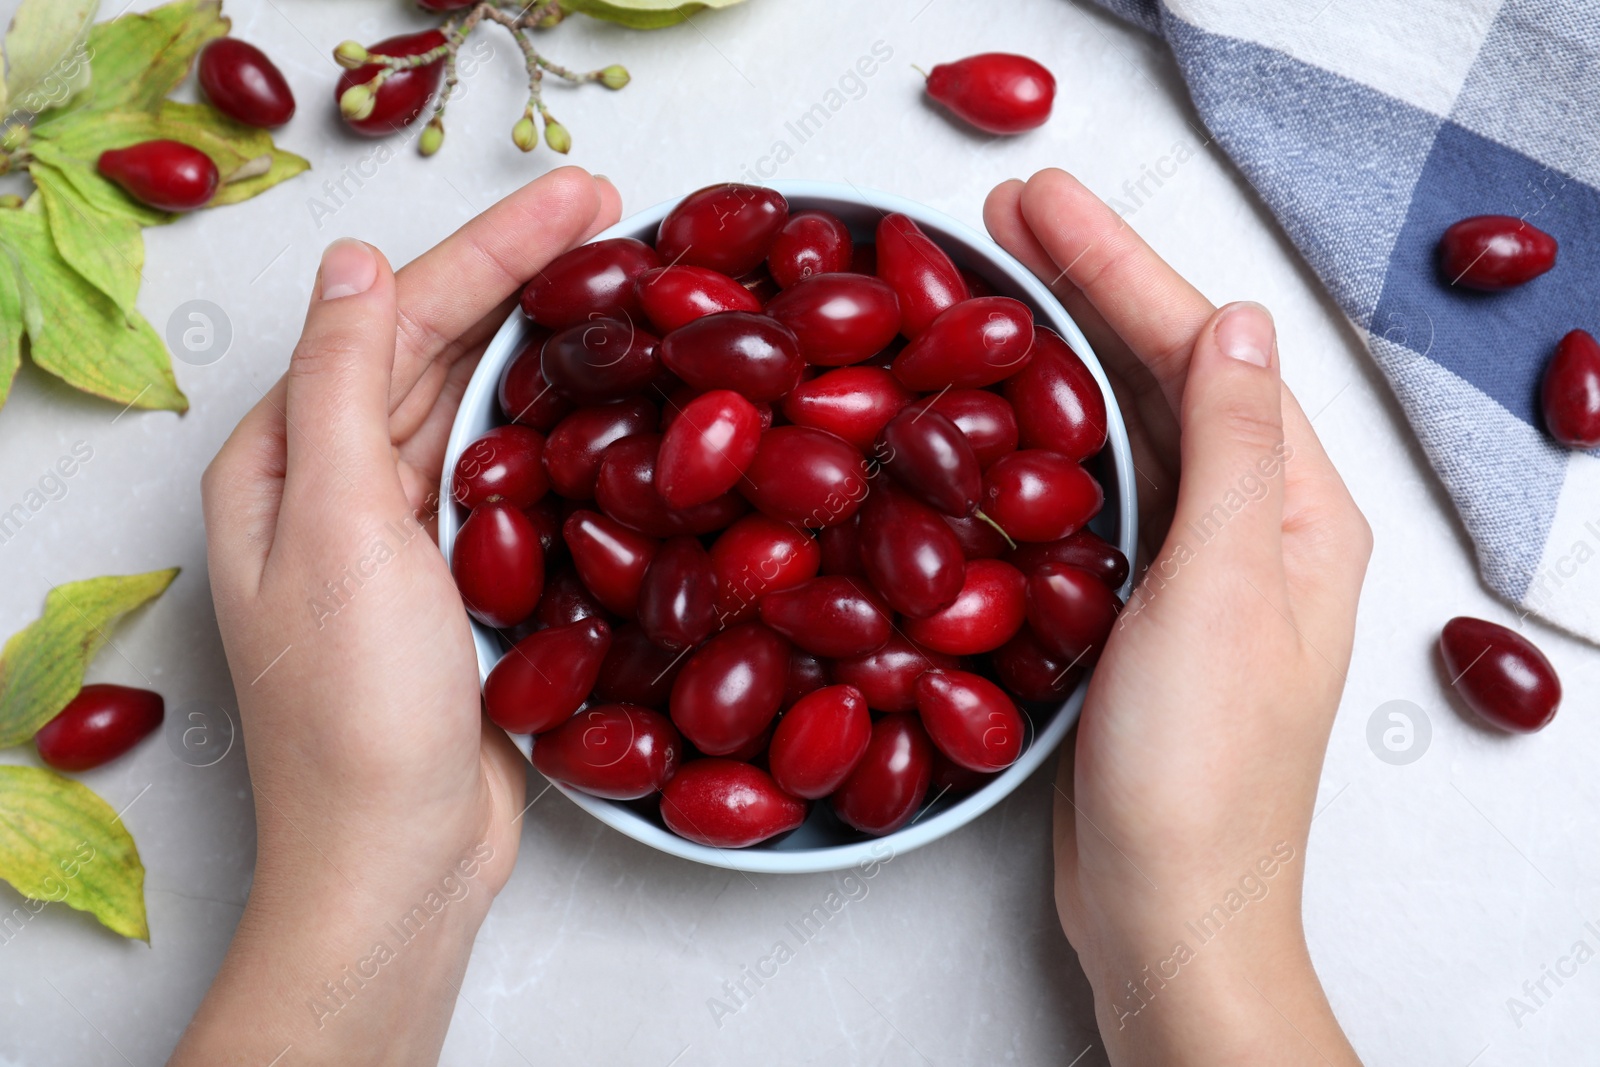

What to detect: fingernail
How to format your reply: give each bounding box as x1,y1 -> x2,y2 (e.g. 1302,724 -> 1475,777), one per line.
320,238 -> 377,301
1215,302 -> 1273,367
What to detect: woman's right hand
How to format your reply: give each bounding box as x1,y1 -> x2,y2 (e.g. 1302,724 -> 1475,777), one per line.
986,169 -> 1369,1066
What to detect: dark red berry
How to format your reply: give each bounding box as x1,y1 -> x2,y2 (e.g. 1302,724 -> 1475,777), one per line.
636,536 -> 720,650
541,317 -> 661,405
710,515 -> 822,624
35,684 -> 163,772
765,273 -> 901,367
1541,329 -> 1600,449
453,501 -> 545,628
739,426 -> 870,528
97,140 -> 219,212
1003,326 -> 1106,461
901,558 -> 1026,655
542,398 -> 658,499
655,390 -> 762,508
915,669 -> 1025,772
768,210 -> 853,289
670,623 -> 790,755
335,31 -> 446,136
924,53 -> 1055,135
1439,617 -> 1561,733
658,312 -> 803,402
660,759 -> 806,847
875,213 -> 968,338
768,685 -> 871,799
498,329 -> 571,430
198,39 -> 295,128
892,296 -> 1035,389
832,714 -> 934,835
563,509 -> 657,616
1438,215 -> 1557,291
656,184 -> 789,276
636,265 -> 761,334
1025,562 -> 1120,665
453,425 -> 548,509
757,575 -> 892,658
982,450 -> 1103,543
533,704 -> 681,800
520,238 -> 661,329
484,618 -> 612,734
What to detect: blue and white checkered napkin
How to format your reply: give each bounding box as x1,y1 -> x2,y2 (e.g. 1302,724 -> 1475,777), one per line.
1092,0 -> 1600,643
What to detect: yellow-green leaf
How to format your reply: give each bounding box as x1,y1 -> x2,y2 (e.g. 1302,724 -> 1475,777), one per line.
2,0 -> 98,115
0,766 -> 147,940
210,147 -> 310,207
26,140 -> 172,227
0,568 -> 179,747
0,208 -> 186,413
0,250 -> 22,408
31,161 -> 143,313
67,0 -> 226,115
559,0 -> 748,29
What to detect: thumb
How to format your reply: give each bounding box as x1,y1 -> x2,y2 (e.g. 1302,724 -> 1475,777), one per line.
1170,301 -> 1288,578
282,238 -> 401,509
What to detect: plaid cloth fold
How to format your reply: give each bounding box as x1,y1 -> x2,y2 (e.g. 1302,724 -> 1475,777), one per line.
1094,0 -> 1600,643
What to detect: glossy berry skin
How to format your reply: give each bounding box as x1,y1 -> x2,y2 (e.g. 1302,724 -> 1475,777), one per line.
542,398 -> 658,499
197,39 -> 295,128
534,566 -> 612,629
892,296 -> 1035,389
655,390 -> 763,508
659,312 -> 803,402
768,210 -> 853,288
931,751 -> 995,795
498,330 -> 571,430
1026,562 -> 1120,665
97,140 -> 218,212
594,433 -> 747,537
983,450 -> 1103,543
818,517 -> 865,577
710,515 -> 822,624
780,367 -> 916,452
1003,327 -> 1107,461
902,559 -> 1026,655
875,213 -> 969,338
660,759 -> 807,847
832,714 -> 934,836
521,496 -> 564,565
484,618 -> 612,734
925,53 -> 1055,134
783,650 -> 832,708
637,536 -> 720,650
906,389 -> 1018,467
452,501 -> 544,628
1009,529 -> 1130,590
453,425 -> 548,509
915,670 -> 1025,772
739,426 -> 870,528
563,509 -> 657,616
592,623 -> 686,708
532,704 -> 681,801
858,484 -> 966,618
541,317 -> 661,405
878,408 -> 983,517
1541,329 -> 1600,449
758,576 -> 892,658
768,685 -> 871,798
992,626 -> 1083,703
1439,617 -> 1561,733
670,624 -> 791,755
636,265 -> 761,334
34,685 -> 163,772
945,512 -> 1012,559
765,273 -> 902,366
520,238 -> 661,329
335,31 -> 446,136
657,184 -> 789,276
832,633 -> 959,713
1438,215 -> 1557,291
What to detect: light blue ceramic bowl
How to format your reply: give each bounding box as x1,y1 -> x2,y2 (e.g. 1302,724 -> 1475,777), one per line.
439,181 -> 1137,873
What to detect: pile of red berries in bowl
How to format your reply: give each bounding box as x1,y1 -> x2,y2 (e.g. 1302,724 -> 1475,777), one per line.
438,181 -> 1135,873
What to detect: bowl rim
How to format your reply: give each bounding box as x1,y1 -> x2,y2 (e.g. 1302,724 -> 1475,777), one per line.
438,179 -> 1138,874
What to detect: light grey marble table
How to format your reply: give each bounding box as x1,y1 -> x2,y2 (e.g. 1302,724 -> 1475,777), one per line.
0,1 -> 1595,1064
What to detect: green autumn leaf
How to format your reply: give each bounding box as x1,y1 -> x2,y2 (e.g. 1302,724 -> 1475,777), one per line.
0,568 -> 179,748
25,140 -> 171,226
0,251 -> 22,408
31,161 -> 143,313
0,766 -> 147,940
0,207 -> 185,412
2,0 -> 98,116
66,0 -> 226,115
33,101 -> 309,195
559,0 -> 749,29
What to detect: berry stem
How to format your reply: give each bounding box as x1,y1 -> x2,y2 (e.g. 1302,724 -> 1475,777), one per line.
974,509 -> 1017,550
